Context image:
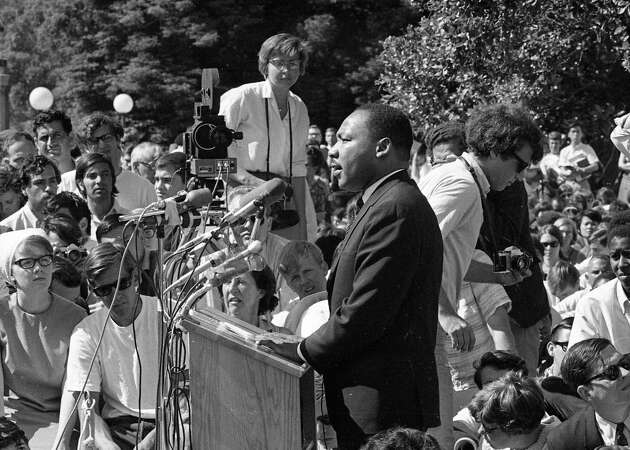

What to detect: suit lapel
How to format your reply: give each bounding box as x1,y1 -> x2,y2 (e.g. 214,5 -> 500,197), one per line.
327,171 -> 410,280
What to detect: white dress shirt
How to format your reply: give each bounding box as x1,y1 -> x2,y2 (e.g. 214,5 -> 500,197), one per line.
419,152 -> 486,308
219,80 -> 309,178
595,412 -> 630,446
0,202 -> 40,231
569,278 -> 630,353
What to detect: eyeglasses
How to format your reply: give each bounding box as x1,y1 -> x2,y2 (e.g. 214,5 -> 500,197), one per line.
268,58 -> 301,70
14,255 -> 53,270
88,133 -> 116,146
585,355 -> 630,384
513,152 -> 530,172
92,276 -> 133,298
610,249 -> 630,261
563,206 -> 579,216
541,241 -> 559,248
552,341 -> 569,351
54,244 -> 87,263
135,160 -> 157,171
123,224 -> 156,241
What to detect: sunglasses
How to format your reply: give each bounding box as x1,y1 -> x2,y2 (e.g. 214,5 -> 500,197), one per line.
585,355 -> 630,384
54,244 -> 87,263
563,207 -> 579,215
610,249 -> 630,261
542,241 -> 559,248
14,255 -> 53,270
92,276 -> 133,298
552,341 -> 569,352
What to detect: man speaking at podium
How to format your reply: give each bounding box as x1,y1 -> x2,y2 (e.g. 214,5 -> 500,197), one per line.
261,104 -> 443,449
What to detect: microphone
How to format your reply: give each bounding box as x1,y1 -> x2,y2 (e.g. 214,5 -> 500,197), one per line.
164,240 -> 263,294
120,188 -> 213,224
221,178 -> 288,225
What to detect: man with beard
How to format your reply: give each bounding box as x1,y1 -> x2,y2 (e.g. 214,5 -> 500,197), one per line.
0,155 -> 60,230
569,224 -> 630,354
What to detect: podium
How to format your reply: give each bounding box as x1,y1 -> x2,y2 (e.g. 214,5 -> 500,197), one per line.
182,307 -> 315,449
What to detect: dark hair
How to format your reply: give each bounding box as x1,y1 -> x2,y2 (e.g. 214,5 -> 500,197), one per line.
469,373 -> 545,435
250,266 -> 278,316
32,109 -> 73,135
547,261 -> 579,297
539,224 -> 563,245
0,164 -> 23,195
155,152 -> 187,176
258,33 -> 310,77
361,427 -> 440,450
278,240 -> 327,275
424,121 -> 465,153
0,417 -> 28,448
465,103 -> 544,163
76,113 -> 124,143
20,155 -> 61,189
41,214 -> 82,246
354,103 -> 413,160
607,224 -> 630,245
561,338 -> 612,391
52,255 -> 82,288
2,130 -> 35,155
473,351 -> 528,389
551,317 -> 574,342
14,235 -> 54,269
75,153 -> 119,197
581,209 -> 602,225
46,192 -> 91,235
84,242 -> 136,285
306,145 -> 327,171
608,210 -> 630,229
314,228 -> 345,267
95,213 -> 124,243
548,131 -> 562,140
596,187 -> 616,206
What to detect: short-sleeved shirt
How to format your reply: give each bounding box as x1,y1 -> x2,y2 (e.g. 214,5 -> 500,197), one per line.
64,296 -> 159,419
419,153 -> 486,308
59,169 -> 157,212
558,143 -> 600,169
0,295 -> 86,412
219,80 -> 309,178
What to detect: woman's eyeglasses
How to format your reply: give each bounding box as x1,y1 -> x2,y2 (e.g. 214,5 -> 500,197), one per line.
541,241 -> 559,248
14,255 -> 53,270
92,276 -> 133,298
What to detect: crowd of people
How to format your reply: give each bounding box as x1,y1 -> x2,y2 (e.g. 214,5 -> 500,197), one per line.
0,31 -> 630,450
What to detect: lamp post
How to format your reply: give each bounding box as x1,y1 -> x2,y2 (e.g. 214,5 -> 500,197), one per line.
0,60 -> 9,130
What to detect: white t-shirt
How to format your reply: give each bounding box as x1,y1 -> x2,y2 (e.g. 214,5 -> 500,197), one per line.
59,169 -> 157,212
64,296 -> 159,419
539,153 -> 560,178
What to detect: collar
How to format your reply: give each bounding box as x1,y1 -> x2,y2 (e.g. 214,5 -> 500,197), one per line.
595,411 -> 630,445
361,169 -> 406,204
23,202 -> 41,223
262,79 -> 274,99
461,152 -> 491,195
616,280 -> 630,315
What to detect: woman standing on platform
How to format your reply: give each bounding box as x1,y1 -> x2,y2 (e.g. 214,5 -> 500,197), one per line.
220,33 -> 317,241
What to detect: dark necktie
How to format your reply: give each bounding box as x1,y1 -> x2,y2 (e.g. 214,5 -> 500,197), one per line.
616,422 -> 628,446
356,196 -> 364,212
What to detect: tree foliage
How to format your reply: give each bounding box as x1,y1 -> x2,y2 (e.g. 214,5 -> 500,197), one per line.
0,0 -> 418,141
378,0 -> 630,147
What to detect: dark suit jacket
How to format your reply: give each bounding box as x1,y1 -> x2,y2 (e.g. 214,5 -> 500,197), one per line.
546,405 -> 604,450
301,171 -> 443,444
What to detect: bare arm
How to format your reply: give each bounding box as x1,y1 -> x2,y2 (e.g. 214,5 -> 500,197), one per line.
52,390 -> 79,449
486,304 -> 516,351
79,392 -> 120,450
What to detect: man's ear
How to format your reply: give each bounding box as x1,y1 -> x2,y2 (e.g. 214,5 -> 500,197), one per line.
546,341 -> 555,359
576,384 -> 591,402
375,138 -> 392,159
77,180 -> 86,197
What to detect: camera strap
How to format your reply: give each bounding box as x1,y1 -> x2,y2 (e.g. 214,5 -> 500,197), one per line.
265,98 -> 293,181
458,155 -> 498,254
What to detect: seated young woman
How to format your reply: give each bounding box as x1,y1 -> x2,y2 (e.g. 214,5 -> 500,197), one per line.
0,229 -> 86,448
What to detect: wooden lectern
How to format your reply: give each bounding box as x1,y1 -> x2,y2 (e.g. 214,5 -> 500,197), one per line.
182,307 -> 315,449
